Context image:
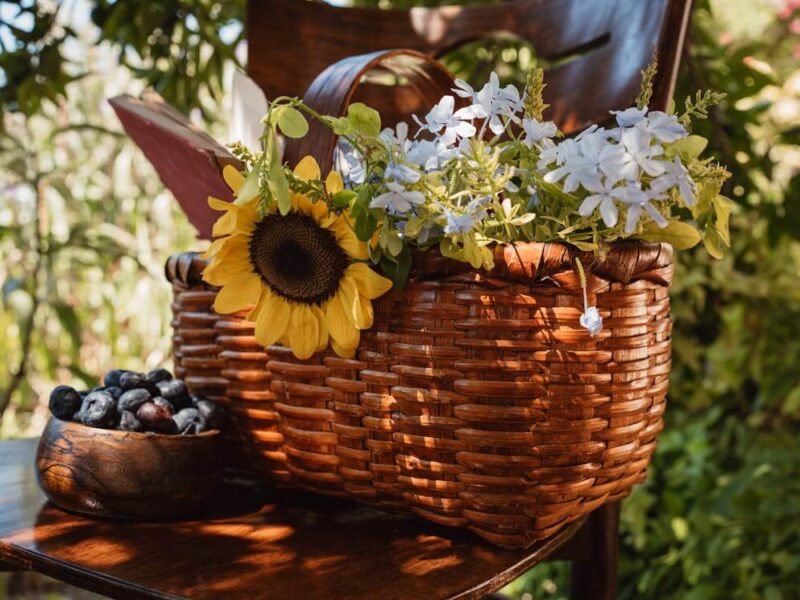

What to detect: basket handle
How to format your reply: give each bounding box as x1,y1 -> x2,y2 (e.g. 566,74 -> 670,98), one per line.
283,49 -> 457,174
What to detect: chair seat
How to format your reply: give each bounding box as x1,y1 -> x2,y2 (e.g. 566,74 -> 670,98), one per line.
0,438 -> 587,600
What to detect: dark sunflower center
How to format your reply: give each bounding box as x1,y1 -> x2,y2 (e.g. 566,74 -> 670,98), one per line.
248,212 -> 348,305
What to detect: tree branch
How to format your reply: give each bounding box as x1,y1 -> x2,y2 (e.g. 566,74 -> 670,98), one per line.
0,175 -> 47,420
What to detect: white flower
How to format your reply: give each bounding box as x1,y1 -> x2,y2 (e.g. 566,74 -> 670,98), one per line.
616,183 -> 668,232
466,195 -> 492,213
384,161 -> 420,184
521,117 -> 558,147
577,130 -> 626,183
413,95 -> 477,145
452,79 -> 478,101
536,138 -> 561,170
544,153 -> 600,192
611,106 -> 648,128
380,121 -> 410,147
620,127 -> 666,180
580,306 -> 603,336
650,156 -> 697,205
333,141 -> 366,186
640,111 -> 688,143
371,181 -> 425,214
453,72 -> 523,136
578,178 -> 626,227
444,210 -> 478,234
406,139 -> 459,171
415,222 -> 436,243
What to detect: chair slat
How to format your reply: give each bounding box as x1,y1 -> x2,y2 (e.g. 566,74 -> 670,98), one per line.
247,0 -> 693,131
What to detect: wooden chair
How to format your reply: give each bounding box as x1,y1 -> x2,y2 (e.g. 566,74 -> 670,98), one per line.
246,0 -> 693,133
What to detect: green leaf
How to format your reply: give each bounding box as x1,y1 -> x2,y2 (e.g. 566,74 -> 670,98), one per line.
355,211 -> 378,242
671,517 -> 689,542
380,245 -> 412,291
570,240 -> 599,251
276,106 -> 309,139
639,221 -> 702,250
346,102 -> 381,137
703,229 -> 725,259
266,146 -> 290,216
329,116 -> 354,136
439,238 -> 462,261
508,212 -> 537,226
385,229 -> 403,257
236,168 -> 260,204
670,135 -> 709,160
332,190 -> 357,209
713,195 -> 734,246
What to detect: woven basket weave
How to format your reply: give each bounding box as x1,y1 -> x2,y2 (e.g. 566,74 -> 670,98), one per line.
165,50 -> 674,547
166,239 -> 673,548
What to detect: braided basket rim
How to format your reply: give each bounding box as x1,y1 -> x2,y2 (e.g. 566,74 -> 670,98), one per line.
166,240 -> 673,287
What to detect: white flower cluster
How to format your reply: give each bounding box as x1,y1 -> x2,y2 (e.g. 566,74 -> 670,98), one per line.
539,107 -> 696,232
333,70 -> 699,239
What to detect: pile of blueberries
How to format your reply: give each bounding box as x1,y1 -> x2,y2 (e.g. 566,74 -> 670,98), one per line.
48,368 -> 223,435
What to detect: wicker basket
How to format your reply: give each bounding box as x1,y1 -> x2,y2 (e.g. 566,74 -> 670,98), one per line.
166,239 -> 672,548
165,50 -> 674,548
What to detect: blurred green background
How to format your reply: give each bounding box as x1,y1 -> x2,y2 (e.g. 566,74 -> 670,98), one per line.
1,0 -> 799,598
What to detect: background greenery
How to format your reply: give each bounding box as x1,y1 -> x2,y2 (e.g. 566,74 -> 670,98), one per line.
1,0 -> 798,598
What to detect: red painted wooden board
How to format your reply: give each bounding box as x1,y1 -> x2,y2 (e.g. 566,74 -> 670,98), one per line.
109,91 -> 241,239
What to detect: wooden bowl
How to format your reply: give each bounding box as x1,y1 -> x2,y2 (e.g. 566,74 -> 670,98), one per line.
35,417 -> 223,520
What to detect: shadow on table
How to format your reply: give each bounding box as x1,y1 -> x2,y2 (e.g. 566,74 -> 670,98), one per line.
30,483 -> 516,599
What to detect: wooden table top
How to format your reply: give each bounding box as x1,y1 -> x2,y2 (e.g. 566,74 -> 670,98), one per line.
0,439 -> 585,600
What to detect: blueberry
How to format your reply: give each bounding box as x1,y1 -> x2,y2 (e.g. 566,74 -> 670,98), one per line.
79,391 -> 117,429
117,388 -> 151,412
146,368 -> 173,384
118,410 -> 143,432
103,369 -> 129,388
136,402 -> 176,433
90,385 -> 105,394
49,385 -> 83,420
152,396 -> 175,415
156,379 -> 190,410
105,386 -> 124,400
119,372 -> 146,390
194,399 -> 224,430
173,408 -> 208,435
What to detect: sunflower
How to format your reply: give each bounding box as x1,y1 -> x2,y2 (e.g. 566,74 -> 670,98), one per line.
202,157 -> 393,360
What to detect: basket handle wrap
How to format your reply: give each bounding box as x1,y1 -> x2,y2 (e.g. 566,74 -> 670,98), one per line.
282,49 -> 457,174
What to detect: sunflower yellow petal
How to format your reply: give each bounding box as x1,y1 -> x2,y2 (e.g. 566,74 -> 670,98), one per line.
288,304 -> 319,360
310,199 -> 332,225
253,290 -> 292,348
312,305 -> 329,352
329,218 -> 369,260
212,211 -> 237,237
207,235 -> 249,266
202,237 -> 227,259
213,272 -> 262,314
331,338 -> 358,359
203,259 -> 251,287
294,156 -> 321,181
223,165 -> 246,194
346,262 -> 393,299
208,196 -> 232,212
325,170 -> 344,194
339,277 -> 367,329
291,193 -> 314,216
326,293 -> 360,350
357,293 -> 375,330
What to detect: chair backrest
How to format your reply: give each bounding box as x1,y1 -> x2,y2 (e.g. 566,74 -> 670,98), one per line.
246,0 -> 692,134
